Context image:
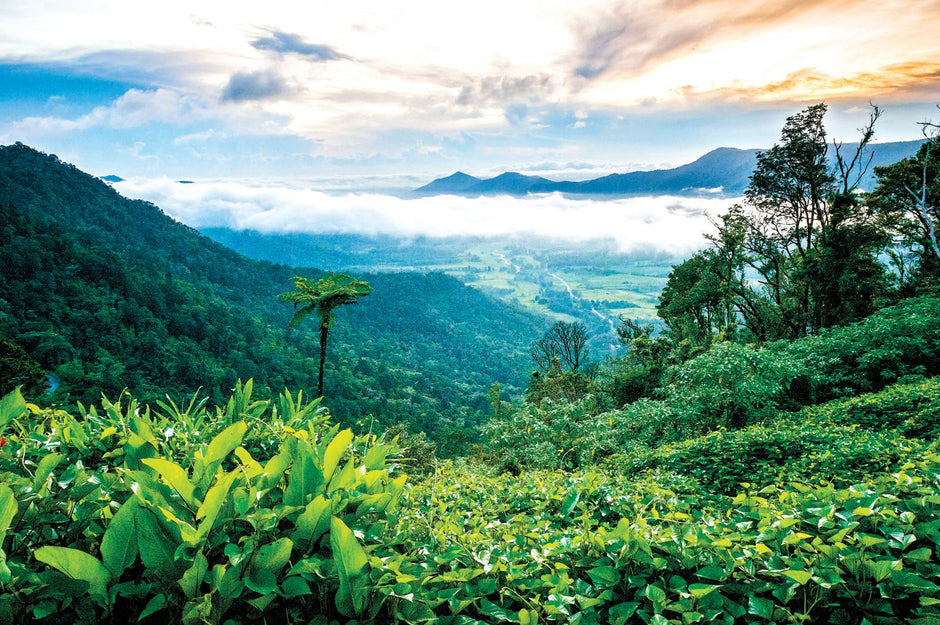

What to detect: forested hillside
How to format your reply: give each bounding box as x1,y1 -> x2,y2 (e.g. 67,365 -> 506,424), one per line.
0,142 -> 543,441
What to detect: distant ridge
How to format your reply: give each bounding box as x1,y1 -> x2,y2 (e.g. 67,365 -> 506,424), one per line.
414,140 -> 924,198
100,174 -> 124,182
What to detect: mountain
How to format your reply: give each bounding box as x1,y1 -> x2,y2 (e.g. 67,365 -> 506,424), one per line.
414,140 -> 924,197
0,142 -> 544,443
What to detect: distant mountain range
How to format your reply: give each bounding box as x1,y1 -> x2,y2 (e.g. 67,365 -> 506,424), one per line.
414,140 -> 924,198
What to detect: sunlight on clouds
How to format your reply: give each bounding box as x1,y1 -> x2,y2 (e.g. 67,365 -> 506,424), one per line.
577,1 -> 940,106
113,177 -> 730,255
2,0 -> 938,165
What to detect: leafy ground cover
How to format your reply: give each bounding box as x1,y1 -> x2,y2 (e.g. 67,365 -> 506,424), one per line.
2,379 -> 940,624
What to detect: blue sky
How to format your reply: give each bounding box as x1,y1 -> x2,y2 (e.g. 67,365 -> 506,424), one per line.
2,1 -> 939,184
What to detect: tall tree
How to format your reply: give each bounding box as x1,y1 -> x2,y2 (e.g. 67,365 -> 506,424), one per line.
530,321 -> 589,373
699,103 -> 886,340
279,273 -> 373,397
869,129 -> 940,285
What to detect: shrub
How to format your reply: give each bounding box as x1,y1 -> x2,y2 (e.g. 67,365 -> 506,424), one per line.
779,295 -> 940,402
797,376 -> 940,439
622,421 -> 925,495
663,342 -> 799,433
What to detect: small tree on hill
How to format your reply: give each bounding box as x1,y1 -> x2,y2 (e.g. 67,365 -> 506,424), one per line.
279,272 -> 373,397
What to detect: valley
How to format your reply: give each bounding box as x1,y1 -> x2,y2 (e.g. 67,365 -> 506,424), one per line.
201,229 -> 681,354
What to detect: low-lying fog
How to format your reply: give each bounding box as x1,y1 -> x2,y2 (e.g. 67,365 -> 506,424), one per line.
114,177 -> 736,256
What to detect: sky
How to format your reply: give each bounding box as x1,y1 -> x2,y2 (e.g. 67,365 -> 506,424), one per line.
2,1 -> 940,249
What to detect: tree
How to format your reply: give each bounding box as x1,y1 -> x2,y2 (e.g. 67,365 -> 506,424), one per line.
527,321 -> 591,404
279,273 -> 373,397
700,103 -> 886,339
657,249 -> 737,347
532,321 -> 588,372
607,318 -> 673,405
869,126 -> 940,285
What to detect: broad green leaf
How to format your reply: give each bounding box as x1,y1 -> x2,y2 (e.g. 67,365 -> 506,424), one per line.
248,594 -> 276,612
645,584 -> 667,604
328,459 -> 357,494
252,537 -> 293,574
219,564 -> 245,599
906,547 -> 933,562
892,571 -> 940,591
134,507 -> 180,572
34,546 -> 111,600
282,576 -> 312,597
363,444 -> 387,471
205,422 -> 248,467
195,471 -> 236,539
518,608 -> 537,625
865,559 -> 894,582
0,387 -> 26,429
101,498 -> 139,577
781,570 -> 813,585
0,484 -> 17,535
748,596 -> 774,619
32,452 -> 64,492
479,599 -> 515,623
0,547 -> 10,584
246,539 -> 294,595
138,594 -> 168,621
688,583 -> 721,598
330,516 -> 370,617
284,443 -> 324,505
560,488 -> 580,517
609,603 -> 639,625
180,551 -> 209,599
323,429 -> 354,483
261,449 -> 291,489
293,495 -> 332,545
142,458 -> 198,509
234,446 -> 264,479
587,565 -> 620,588
695,565 -> 726,581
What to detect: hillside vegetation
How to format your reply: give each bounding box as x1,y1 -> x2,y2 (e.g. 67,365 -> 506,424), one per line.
0,142 -> 542,442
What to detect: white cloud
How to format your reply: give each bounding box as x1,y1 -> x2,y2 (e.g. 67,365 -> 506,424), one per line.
11,88 -> 208,135
114,176 -> 733,255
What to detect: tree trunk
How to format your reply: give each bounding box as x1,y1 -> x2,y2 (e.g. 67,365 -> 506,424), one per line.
318,324 -> 329,397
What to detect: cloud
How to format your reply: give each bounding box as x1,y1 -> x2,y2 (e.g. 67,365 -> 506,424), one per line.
9,87 -> 206,134
456,74 -> 555,108
251,31 -> 349,61
221,68 -> 291,102
113,177 -> 734,255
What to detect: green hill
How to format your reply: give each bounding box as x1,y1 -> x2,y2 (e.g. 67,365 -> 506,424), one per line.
0,142 -> 543,441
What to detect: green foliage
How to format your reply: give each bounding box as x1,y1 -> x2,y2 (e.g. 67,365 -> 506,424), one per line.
390,454 -> 940,624
0,385 -> 404,624
667,104 -> 889,342
623,421 -> 924,495
778,294 -> 940,402
664,342 -> 798,432
869,134 -> 940,286
605,318 -> 674,406
796,376 -> 940,439
483,395 -> 606,472
384,423 -> 439,475
0,337 -> 46,396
